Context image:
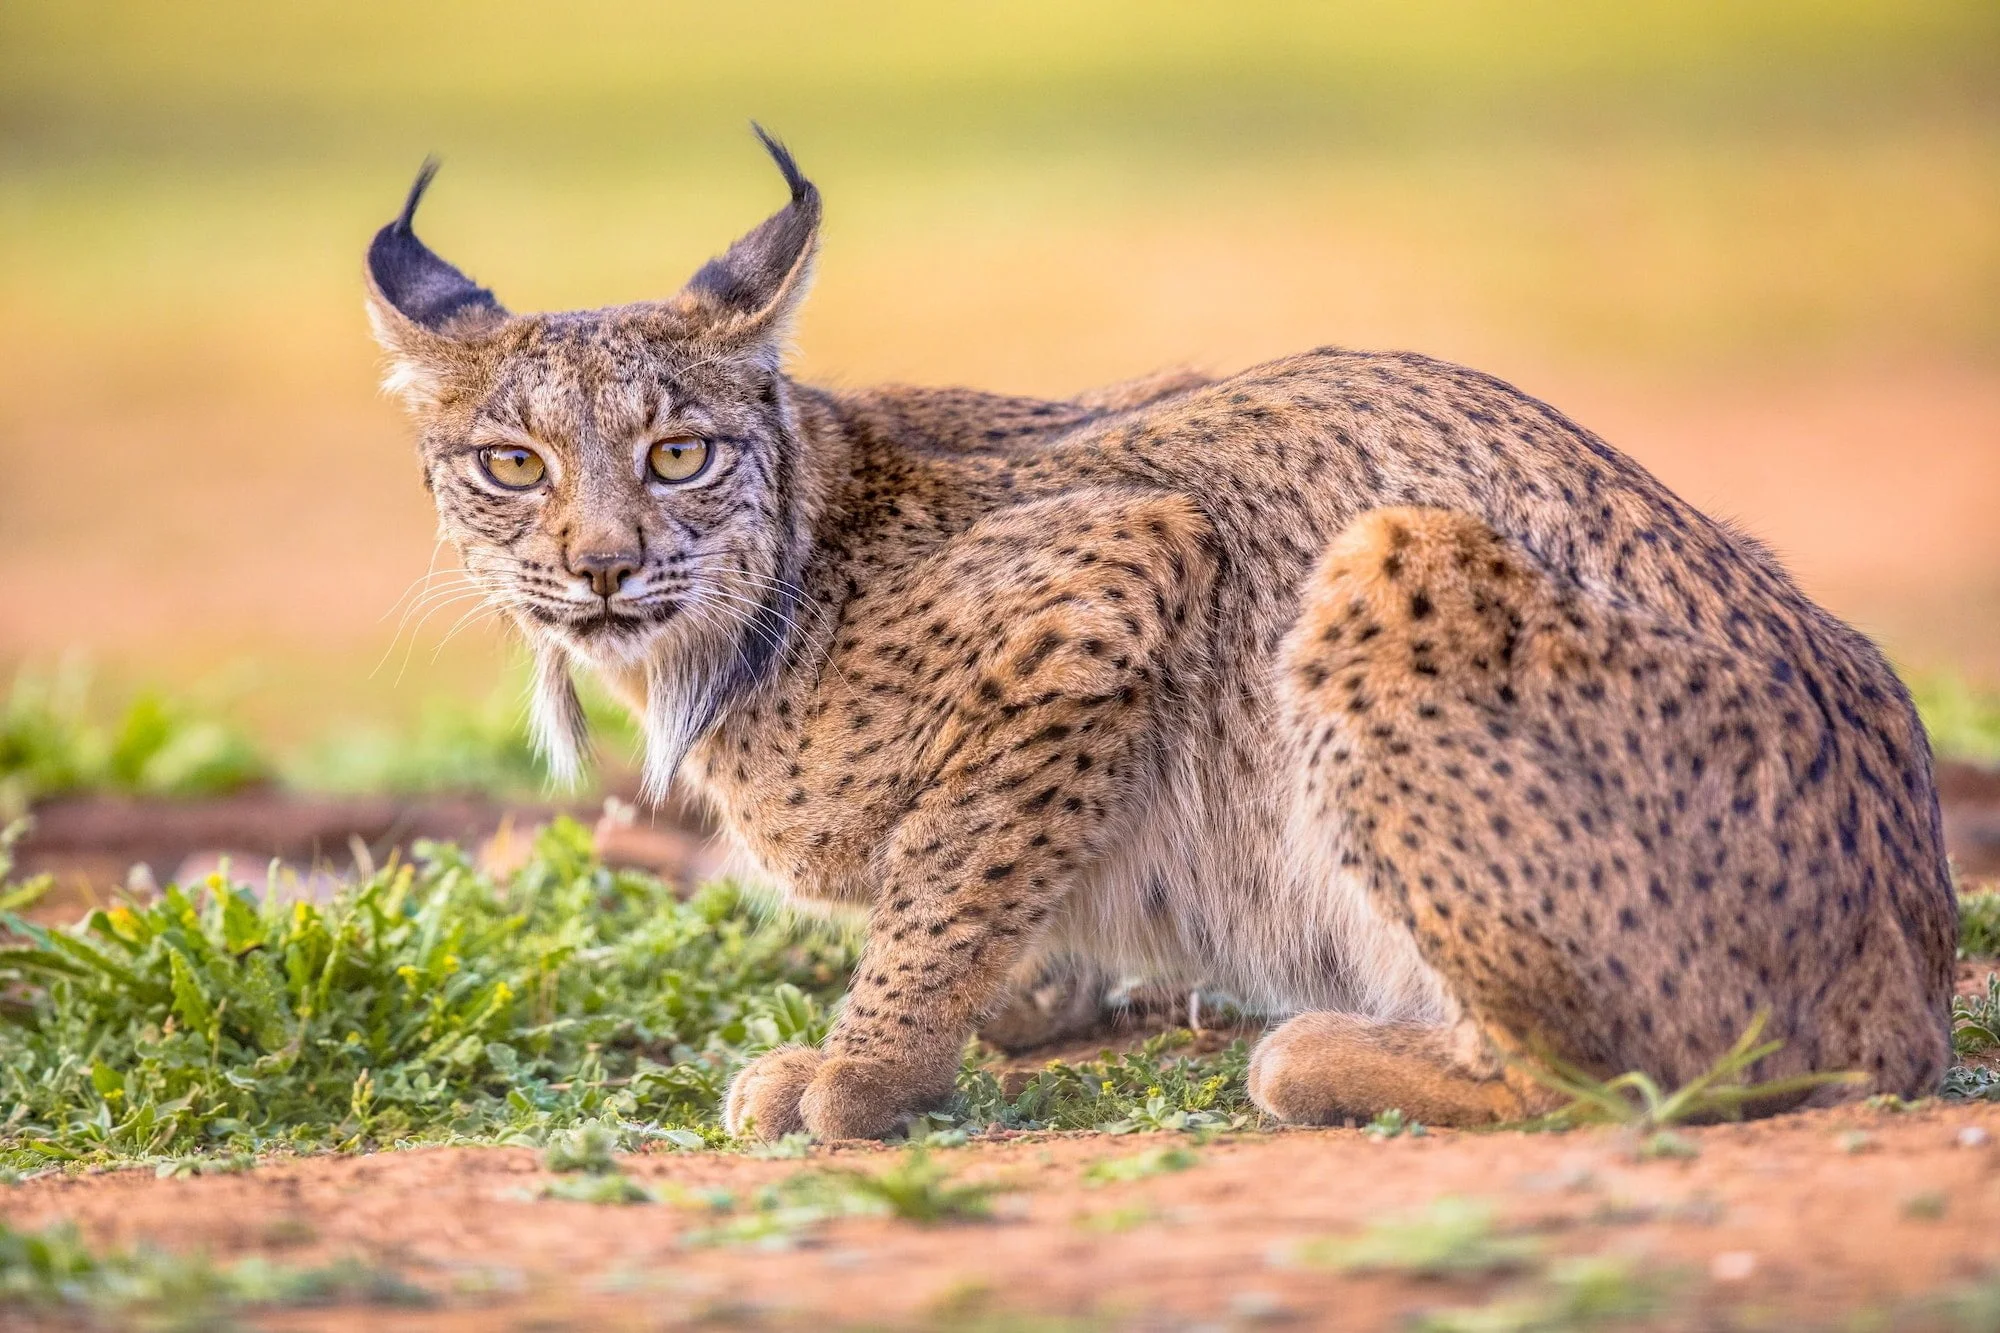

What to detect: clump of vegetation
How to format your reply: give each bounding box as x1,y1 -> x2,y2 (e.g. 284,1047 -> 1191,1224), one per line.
1081,1145 -> 1198,1186
0,817 -> 856,1169
0,665 -> 265,816
0,1219 -> 430,1321
0,820 -> 1256,1170
1953,973 -> 2000,1056
1411,1255 -> 1668,1333
1289,1198 -> 1540,1279
834,1145 -> 1004,1223
1291,1205 -> 1670,1330
957,1030 -> 1254,1134
1515,1011 -> 1864,1131
1635,1130 -> 1699,1160
1942,1065 -> 2000,1101
676,1146 -> 1003,1246
11,798 -> 1993,1171
1913,674 -> 2000,768
1959,892 -> 2000,959
0,660 -> 644,808
289,665 -> 640,797
537,1122 -> 655,1202
1364,1107 -> 1427,1140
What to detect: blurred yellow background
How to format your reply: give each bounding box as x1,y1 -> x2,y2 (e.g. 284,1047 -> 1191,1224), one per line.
2,0 -> 1996,744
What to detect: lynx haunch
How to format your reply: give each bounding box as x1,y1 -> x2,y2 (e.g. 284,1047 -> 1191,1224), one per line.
366,131 -> 1955,1140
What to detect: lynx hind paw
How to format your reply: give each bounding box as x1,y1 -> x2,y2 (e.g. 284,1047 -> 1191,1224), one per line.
1249,1012 -> 1526,1128
724,1045 -> 825,1141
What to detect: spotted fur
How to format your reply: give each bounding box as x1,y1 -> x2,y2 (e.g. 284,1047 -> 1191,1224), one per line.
369,137 -> 1956,1141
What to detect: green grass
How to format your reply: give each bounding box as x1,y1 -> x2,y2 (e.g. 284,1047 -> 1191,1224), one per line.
832,1145 -> 1004,1223
1289,1198 -> 1541,1279
5,807 -> 2000,1172
1953,973 -> 2000,1055
956,1030 -> 1254,1135
0,661 -> 647,806
0,817 -> 856,1168
1288,1204 -> 1672,1330
0,1218 -> 432,1323
1514,1010 -> 1866,1130
284,661 -> 641,797
1080,1145 -> 1199,1186
0,819 -> 1252,1170
1364,1107 -> 1428,1140
0,665 -> 266,816
1914,674 -> 2000,768
667,1147 -> 1003,1247
1410,1255 -> 1669,1333
1961,892 -> 2000,957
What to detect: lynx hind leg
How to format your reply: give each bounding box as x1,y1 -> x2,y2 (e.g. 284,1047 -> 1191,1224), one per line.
1273,505 -> 1944,1120
977,954 -> 1108,1054
1249,1012 -> 1546,1126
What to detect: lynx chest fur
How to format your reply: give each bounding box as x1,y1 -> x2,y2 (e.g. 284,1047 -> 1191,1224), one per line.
368,133 -> 1955,1141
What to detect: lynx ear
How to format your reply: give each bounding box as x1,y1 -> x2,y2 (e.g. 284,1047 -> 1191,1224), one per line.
677,125 -> 821,354
364,160 -> 508,406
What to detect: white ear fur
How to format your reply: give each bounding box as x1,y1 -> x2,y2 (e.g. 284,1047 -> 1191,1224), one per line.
364,296 -> 450,410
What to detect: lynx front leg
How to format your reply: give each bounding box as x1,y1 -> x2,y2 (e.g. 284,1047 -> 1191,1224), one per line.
728,677 -> 1147,1140
725,491 -> 1213,1141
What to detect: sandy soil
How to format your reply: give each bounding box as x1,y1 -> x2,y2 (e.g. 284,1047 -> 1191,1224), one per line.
6,1101 -> 2000,1331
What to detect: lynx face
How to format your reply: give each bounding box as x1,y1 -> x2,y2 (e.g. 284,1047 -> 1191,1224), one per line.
366,133 -> 821,788
408,312 -> 795,666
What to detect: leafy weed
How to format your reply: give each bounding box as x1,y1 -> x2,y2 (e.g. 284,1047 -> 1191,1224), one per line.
1081,1145 -> 1198,1186
0,817 -> 857,1169
1410,1254 -> 1669,1332
1954,973 -> 2000,1055
1365,1107 -> 1428,1140
1961,892 -> 2000,960
835,1145 -> 1003,1223
0,1218 -> 430,1321
1515,1011 -> 1864,1131
1287,1198 -> 1540,1279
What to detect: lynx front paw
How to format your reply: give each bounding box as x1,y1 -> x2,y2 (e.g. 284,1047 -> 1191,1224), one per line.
799,1055 -> 954,1141
724,1045 -> 826,1141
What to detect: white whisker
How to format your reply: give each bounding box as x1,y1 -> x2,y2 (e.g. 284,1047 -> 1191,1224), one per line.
371,587 -> 493,681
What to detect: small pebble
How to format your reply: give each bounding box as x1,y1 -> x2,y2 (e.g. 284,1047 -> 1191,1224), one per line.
1957,1126 -> 1990,1149
1710,1251 -> 1757,1282
1519,1162 -> 1596,1194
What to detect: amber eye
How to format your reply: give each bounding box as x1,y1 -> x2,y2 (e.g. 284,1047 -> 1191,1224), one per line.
647,435 -> 711,484
479,445 -> 546,489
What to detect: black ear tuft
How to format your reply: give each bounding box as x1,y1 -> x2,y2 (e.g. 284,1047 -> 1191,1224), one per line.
750,122 -> 814,209
367,159 -> 506,331
682,125 -> 822,319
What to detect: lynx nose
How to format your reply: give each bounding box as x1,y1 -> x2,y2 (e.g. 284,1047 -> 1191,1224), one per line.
571,550 -> 640,598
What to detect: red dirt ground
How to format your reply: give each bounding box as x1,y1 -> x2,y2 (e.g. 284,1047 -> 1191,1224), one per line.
7,1101 -> 2000,1330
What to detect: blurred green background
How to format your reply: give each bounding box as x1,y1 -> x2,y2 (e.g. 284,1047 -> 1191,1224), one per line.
1,0 -> 1996,778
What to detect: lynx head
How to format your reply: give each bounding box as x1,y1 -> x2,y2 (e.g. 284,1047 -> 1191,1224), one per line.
366,128 -> 820,797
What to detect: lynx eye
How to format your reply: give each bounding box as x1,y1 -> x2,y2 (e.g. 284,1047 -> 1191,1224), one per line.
647,435 -> 711,484
479,445 -> 546,489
